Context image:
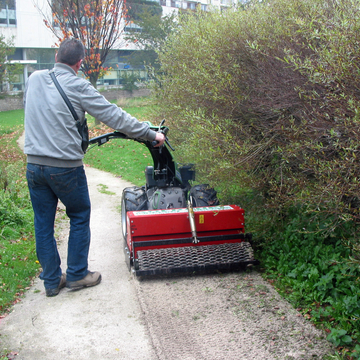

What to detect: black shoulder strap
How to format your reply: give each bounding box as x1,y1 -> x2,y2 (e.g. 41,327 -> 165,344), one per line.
49,70 -> 79,121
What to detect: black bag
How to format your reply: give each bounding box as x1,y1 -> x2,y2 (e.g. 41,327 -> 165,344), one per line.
49,70 -> 89,153
75,118 -> 89,153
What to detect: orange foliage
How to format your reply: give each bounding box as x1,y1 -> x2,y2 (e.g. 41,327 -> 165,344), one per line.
44,0 -> 126,85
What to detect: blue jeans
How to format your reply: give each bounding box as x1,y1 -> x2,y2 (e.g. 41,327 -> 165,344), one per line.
26,164 -> 91,289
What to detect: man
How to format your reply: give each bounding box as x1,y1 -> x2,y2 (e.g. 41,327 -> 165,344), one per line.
24,38 -> 165,297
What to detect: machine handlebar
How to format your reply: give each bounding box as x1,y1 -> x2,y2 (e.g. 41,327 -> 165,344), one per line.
88,119 -> 174,151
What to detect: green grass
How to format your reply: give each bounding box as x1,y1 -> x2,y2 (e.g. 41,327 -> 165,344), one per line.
0,109 -> 24,135
85,140 -> 152,186
0,124 -> 40,316
85,97 -> 161,186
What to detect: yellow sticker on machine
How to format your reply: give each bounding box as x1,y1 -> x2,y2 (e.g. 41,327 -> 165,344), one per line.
199,214 -> 204,224
132,205 -> 233,216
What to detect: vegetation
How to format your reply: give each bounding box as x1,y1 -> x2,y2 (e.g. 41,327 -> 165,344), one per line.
153,0 -> 360,357
0,35 -> 23,93
121,72 -> 139,93
85,97 -> 158,184
259,206 -> 360,358
0,109 -> 25,135
124,0 -> 177,71
155,0 -> 360,226
0,124 -> 40,316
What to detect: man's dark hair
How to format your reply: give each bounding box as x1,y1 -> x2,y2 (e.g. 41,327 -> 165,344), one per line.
56,38 -> 85,66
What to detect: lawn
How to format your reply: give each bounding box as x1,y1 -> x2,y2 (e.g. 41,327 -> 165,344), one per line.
84,97 -> 161,186
0,109 -> 24,135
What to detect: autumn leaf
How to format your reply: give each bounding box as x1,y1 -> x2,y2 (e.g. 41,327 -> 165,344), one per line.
41,0 -> 126,87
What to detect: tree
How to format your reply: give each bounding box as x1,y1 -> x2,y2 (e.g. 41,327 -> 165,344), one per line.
37,0 -> 127,88
0,34 -> 23,93
124,0 -> 177,70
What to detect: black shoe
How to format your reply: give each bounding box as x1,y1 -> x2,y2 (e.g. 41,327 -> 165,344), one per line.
46,274 -> 66,297
66,271 -> 102,291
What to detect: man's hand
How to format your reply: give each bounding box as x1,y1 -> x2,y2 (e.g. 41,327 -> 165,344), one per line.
154,132 -> 166,147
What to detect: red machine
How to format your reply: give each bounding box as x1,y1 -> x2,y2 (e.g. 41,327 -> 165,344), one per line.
89,120 -> 258,276
124,204 -> 257,276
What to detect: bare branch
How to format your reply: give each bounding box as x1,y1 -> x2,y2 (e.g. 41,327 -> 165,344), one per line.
34,0 -> 126,87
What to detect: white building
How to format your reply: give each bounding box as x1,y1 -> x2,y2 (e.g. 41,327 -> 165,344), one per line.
0,0 -> 235,91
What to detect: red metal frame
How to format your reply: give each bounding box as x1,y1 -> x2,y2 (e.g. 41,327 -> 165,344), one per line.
126,205 -> 246,260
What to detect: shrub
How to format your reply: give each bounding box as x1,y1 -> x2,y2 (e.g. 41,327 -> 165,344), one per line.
122,73 -> 139,93
155,0 -> 360,240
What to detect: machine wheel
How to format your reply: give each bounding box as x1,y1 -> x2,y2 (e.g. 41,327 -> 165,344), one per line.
121,187 -> 147,241
190,184 -> 220,207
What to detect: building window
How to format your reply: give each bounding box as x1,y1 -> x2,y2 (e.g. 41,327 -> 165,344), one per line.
124,22 -> 143,33
0,0 -> 16,26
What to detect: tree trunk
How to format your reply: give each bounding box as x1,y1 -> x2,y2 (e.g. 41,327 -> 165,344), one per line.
89,73 -> 101,125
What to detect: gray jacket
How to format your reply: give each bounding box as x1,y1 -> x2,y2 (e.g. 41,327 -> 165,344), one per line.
24,63 -> 157,167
